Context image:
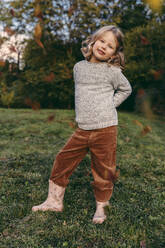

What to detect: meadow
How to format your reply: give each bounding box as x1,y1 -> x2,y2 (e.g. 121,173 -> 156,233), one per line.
0,108 -> 164,248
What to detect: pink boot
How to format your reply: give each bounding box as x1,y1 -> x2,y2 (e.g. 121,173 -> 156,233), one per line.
92,201 -> 109,224
32,180 -> 65,212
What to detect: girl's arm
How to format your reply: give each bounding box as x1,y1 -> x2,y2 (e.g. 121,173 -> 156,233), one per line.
112,68 -> 132,108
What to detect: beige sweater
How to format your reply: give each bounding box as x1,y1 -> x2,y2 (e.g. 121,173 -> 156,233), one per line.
73,60 -> 132,130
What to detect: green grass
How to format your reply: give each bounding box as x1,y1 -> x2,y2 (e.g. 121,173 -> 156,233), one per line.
0,108 -> 164,248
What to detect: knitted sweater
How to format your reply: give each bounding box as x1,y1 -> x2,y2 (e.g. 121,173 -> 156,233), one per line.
73,60 -> 132,130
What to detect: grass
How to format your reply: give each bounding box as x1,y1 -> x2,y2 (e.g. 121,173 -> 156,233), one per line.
0,108 -> 164,248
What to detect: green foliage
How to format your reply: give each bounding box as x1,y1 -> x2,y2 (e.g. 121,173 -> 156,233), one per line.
124,20 -> 165,114
0,63 -> 17,108
110,0 -> 154,32
20,38 -> 78,109
0,109 -> 164,247
0,38 -> 80,109
0,0 -> 157,41
0,88 -> 14,108
0,1 -> 165,112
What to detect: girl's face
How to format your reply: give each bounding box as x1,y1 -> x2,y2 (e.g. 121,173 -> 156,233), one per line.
90,31 -> 118,63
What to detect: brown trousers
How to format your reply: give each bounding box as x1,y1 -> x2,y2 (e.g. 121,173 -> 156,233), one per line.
50,125 -> 119,202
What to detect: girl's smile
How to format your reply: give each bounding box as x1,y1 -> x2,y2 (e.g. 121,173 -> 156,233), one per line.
90,31 -> 118,63
97,49 -> 105,55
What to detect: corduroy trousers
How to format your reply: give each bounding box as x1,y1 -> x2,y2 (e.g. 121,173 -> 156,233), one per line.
50,125 -> 119,202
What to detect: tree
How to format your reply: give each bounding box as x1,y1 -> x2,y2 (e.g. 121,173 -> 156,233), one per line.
0,0 -> 164,111
0,32 -> 27,70
0,0 -> 160,43
124,19 -> 165,114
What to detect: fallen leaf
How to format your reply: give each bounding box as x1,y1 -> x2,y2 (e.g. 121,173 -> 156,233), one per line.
44,72 -> 55,82
153,69 -> 163,80
35,39 -> 44,49
140,34 -> 150,45
68,121 -> 76,128
34,4 -> 43,19
24,98 -> 33,107
133,120 -> 144,128
24,98 -> 40,110
47,114 -> 55,122
34,23 -> 42,40
10,9 -> 15,16
140,125 -> 152,136
31,101 -> 40,110
137,88 -> 145,98
0,60 -> 6,67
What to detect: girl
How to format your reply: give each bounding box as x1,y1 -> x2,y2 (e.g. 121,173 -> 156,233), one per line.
32,25 -> 132,224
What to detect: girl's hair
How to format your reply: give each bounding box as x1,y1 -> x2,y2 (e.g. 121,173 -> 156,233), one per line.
81,25 -> 125,70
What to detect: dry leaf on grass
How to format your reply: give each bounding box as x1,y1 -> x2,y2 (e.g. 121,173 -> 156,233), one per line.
68,121 -> 76,128
133,120 -> 144,128
47,114 -> 55,122
140,125 -> 152,136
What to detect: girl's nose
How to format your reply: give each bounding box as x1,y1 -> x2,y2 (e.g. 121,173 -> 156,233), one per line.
101,44 -> 106,49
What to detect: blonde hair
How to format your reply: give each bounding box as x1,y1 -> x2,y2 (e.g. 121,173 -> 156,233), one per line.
81,25 -> 125,70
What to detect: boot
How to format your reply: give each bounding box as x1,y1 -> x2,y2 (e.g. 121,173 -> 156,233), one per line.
92,201 -> 109,224
32,180 -> 65,212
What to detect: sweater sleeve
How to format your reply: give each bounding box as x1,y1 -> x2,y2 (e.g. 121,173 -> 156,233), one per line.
73,64 -> 77,80
112,67 -> 132,108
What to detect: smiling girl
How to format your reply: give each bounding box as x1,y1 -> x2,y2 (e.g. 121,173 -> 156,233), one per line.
32,25 -> 132,224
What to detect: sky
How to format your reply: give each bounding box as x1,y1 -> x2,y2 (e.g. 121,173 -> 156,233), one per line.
0,31 -> 28,68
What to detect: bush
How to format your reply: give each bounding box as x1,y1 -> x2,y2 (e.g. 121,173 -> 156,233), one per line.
0,20 -> 164,114
124,20 -> 165,114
